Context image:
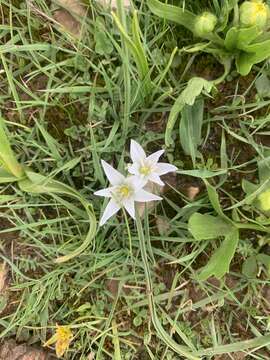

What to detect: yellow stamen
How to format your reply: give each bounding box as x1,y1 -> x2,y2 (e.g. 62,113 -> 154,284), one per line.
139,165 -> 151,176
119,185 -> 131,197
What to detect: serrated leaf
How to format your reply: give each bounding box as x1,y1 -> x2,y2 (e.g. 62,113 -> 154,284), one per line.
197,229 -> 239,280
189,213 -> 234,240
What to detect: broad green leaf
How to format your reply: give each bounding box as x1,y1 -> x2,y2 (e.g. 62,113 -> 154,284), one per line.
258,156 -> 270,183
242,256 -> 257,278
255,73 -> 270,98
180,99 -> 204,165
189,213 -> 234,240
0,167 -> 19,183
166,77 -> 212,146
197,229 -> 239,280
256,254 -> 270,275
0,118 -> 24,178
94,17 -> 114,55
147,0 -> 196,33
242,178 -> 260,195
236,39 -> 270,75
225,26 -> 260,51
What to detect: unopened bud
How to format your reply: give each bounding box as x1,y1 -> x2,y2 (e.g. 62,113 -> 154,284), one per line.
240,0 -> 269,29
194,12 -> 217,37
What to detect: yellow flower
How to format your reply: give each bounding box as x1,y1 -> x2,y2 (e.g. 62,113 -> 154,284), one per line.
240,0 -> 269,29
44,325 -> 73,358
194,12 -> 217,37
258,189 -> 270,211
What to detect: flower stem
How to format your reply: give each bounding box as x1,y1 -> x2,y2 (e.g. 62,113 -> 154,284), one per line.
136,209 -> 200,360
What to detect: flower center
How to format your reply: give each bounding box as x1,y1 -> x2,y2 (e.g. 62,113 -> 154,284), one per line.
118,185 -> 131,198
139,165 -> 151,176
255,3 -> 265,12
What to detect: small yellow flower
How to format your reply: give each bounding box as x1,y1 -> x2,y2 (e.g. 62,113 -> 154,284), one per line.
44,325 -> 73,358
240,0 -> 269,29
194,12 -> 217,37
258,189 -> 270,211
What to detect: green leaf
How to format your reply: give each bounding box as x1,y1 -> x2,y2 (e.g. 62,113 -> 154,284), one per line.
197,229 -> 239,280
258,156 -> 270,183
177,169 -> 227,178
224,26 -> 260,52
242,178 -> 260,195
180,99 -> 204,165
147,0 -> 196,33
189,213 -> 234,241
0,118 -> 24,178
242,256 -> 257,278
256,254 -> 270,275
204,180 -> 231,221
236,38 -> 270,75
255,73 -> 270,98
112,11 -> 152,97
166,77 -> 212,146
0,167 -> 19,183
95,18 -> 113,55
18,170 -> 96,263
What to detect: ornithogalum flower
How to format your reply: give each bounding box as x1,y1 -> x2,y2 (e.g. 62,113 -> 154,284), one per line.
128,140 -> 177,186
94,160 -> 162,226
44,325 -> 73,358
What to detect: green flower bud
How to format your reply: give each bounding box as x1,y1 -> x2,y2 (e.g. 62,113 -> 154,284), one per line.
258,189 -> 270,211
194,12 -> 217,37
240,0 -> 269,29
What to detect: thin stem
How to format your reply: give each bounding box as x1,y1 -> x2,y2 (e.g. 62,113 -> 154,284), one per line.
136,209 -> 200,360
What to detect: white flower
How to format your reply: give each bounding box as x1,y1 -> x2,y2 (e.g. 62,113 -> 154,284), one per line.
94,160 -> 162,226
128,140 -> 177,186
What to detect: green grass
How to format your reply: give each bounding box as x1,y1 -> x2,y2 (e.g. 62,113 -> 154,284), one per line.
1,0 -> 270,359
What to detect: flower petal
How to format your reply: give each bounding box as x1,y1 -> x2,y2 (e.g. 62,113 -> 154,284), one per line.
130,140 -> 146,164
155,163 -> 177,175
127,163 -> 140,175
134,189 -> 162,202
99,199 -> 120,226
126,175 -> 147,189
146,150 -> 164,165
122,198 -> 135,219
101,160 -> 125,186
148,173 -> 165,186
94,187 -> 113,197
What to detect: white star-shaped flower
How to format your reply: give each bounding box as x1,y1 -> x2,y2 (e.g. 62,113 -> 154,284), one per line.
94,160 -> 162,226
128,140 -> 177,186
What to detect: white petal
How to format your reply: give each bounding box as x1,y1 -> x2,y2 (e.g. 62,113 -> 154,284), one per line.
130,140 -> 146,164
126,175 -> 146,190
134,189 -> 162,202
146,150 -> 165,165
122,198 -> 135,219
101,160 -> 125,186
99,199 -> 120,226
148,173 -> 165,186
155,163 -> 177,175
128,163 -> 140,175
94,187 -> 113,197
